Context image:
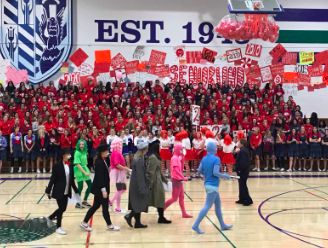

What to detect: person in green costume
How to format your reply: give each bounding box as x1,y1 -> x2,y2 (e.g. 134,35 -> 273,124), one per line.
74,139 -> 92,209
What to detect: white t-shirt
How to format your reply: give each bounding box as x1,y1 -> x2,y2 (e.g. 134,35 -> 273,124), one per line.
223,143 -> 235,153
192,139 -> 204,149
182,138 -> 191,150
106,135 -> 117,145
160,138 -> 171,149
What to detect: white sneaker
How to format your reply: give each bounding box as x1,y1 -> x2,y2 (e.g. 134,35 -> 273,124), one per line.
45,216 -> 53,227
80,222 -> 92,231
108,204 -> 114,212
308,168 -> 312,172
49,169 -> 52,173
264,167 -> 268,171
165,169 -> 169,174
280,168 -> 285,171
272,167 -> 276,171
10,167 -> 13,173
252,167 -> 257,171
37,169 -> 41,174
25,170 -> 28,173
322,169 -> 326,172
298,167 -> 302,171
18,167 -> 22,173
257,168 -> 260,172
115,209 -> 127,214
56,227 -> 66,235
303,168 -> 307,171
286,169 -> 292,172
318,168 -> 322,172
43,168 -> 46,173
292,168 -> 296,171
107,224 -> 120,231
224,167 -> 227,172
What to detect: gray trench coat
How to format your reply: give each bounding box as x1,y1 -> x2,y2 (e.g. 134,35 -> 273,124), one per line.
128,156 -> 149,213
146,154 -> 168,208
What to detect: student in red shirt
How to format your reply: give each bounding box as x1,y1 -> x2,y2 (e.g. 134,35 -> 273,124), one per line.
304,118 -> 313,137
154,79 -> 164,94
44,115 -> 56,133
91,129 -> 102,164
250,127 -> 262,172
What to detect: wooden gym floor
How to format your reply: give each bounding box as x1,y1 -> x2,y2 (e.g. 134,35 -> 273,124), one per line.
1,171 -> 328,248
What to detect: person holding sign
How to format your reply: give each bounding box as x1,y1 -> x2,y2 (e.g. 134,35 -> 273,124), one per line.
45,148 -> 79,235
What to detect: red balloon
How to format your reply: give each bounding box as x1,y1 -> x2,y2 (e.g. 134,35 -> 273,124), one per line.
269,35 -> 276,43
215,26 -> 220,33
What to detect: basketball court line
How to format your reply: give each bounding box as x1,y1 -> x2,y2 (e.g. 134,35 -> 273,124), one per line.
5,176 -> 37,204
0,180 -> 5,186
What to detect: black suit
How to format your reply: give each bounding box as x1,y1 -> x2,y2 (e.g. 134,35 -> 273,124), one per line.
46,161 -> 78,228
84,157 -> 112,226
234,147 -> 253,205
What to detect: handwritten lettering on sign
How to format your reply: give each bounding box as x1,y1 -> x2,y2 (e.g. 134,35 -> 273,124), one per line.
282,53 -> 297,65
245,43 -> 262,58
149,50 -> 167,65
186,51 -> 201,64
308,65 -> 323,77
294,65 -> 308,74
299,52 -> 314,65
226,48 -> 242,63
260,66 -> 272,82
111,53 -> 127,69
269,43 -> 287,61
201,48 -> 217,63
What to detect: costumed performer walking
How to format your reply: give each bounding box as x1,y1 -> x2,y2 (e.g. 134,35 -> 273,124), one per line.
164,143 -> 193,218
125,142 -> 149,228
80,144 -> 120,232
192,141 -> 232,234
45,147 -> 79,235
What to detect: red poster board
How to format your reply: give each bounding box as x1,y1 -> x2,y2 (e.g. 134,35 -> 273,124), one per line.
269,43 -> 287,61
149,50 -> 167,65
201,48 -> 218,63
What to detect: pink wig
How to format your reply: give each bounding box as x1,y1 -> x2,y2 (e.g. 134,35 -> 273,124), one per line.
110,138 -> 123,153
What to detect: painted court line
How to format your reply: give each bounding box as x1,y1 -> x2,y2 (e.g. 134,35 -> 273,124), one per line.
5,175 -> 37,205
0,180 -> 5,186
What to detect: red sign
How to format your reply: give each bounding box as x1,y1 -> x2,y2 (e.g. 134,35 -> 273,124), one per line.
315,50 -> 328,65
201,48 -> 217,63
125,60 -> 139,75
245,65 -> 261,81
282,52 -> 297,65
270,63 -> 284,85
245,43 -> 262,58
308,65 -> 323,77
284,72 -> 299,84
149,50 -> 166,65
111,53 -> 127,69
226,48 -> 242,63
186,51 -> 201,64
69,48 -> 88,67
269,43 -> 287,61
298,73 -> 311,86
260,66 -> 272,82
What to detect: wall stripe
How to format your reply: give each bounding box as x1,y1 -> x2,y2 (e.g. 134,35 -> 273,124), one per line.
277,30 -> 328,44
275,8 -> 328,22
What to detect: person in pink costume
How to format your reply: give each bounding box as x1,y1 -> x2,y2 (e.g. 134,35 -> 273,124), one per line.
164,144 -> 193,218
109,139 -> 132,214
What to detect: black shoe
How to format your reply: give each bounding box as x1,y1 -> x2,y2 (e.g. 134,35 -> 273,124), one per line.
134,223 -> 148,228
243,202 -> 253,206
158,217 -> 172,224
235,200 -> 244,204
124,214 -> 133,227
82,201 -> 92,207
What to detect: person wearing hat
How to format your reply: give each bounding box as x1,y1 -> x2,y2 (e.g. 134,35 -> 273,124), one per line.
45,147 -> 79,235
80,144 -> 120,232
124,141 -> 149,228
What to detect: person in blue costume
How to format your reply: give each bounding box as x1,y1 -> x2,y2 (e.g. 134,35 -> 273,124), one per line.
192,141 -> 233,234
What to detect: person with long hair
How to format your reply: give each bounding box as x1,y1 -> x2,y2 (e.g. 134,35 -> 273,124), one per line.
192,131 -> 204,178
109,138 -> 131,214
125,142 -> 149,228
181,130 -> 193,180
164,143 -> 192,218
159,130 -> 172,174
263,130 -> 275,171
0,130 -> 7,173
35,125 -> 49,173
192,141 -> 232,234
309,126 -> 322,171
124,127 -> 134,164
250,127 -> 262,172
275,129 -> 286,171
80,144 -> 120,232
286,128 -> 299,172
146,140 -> 171,224
74,139 -> 92,209
24,129 -> 35,173
298,126 -> 309,171
9,126 -> 23,173
222,135 -> 235,176
49,128 -> 61,172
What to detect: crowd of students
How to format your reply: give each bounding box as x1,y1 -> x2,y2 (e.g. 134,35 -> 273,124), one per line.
0,79 -> 327,175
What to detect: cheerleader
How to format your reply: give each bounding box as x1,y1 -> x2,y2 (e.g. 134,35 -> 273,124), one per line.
10,126 -> 23,173
192,131 -> 204,178
321,129 -> 328,171
250,127 -> 262,172
134,130 -> 145,154
181,130 -> 193,180
204,130 -> 217,157
124,127 -> 134,163
309,126 -> 322,172
222,135 -> 235,176
298,126 -> 309,171
91,129 -> 102,165
217,133 -> 225,172
106,128 -> 118,159
0,130 -> 7,173
119,130 -> 131,169
49,129 -> 61,173
201,126 -> 208,139
109,139 -> 131,214
167,129 -> 175,155
286,128 -> 299,172
24,129 -> 35,173
275,129 -> 286,171
263,130 -> 275,171
160,130 -> 172,174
